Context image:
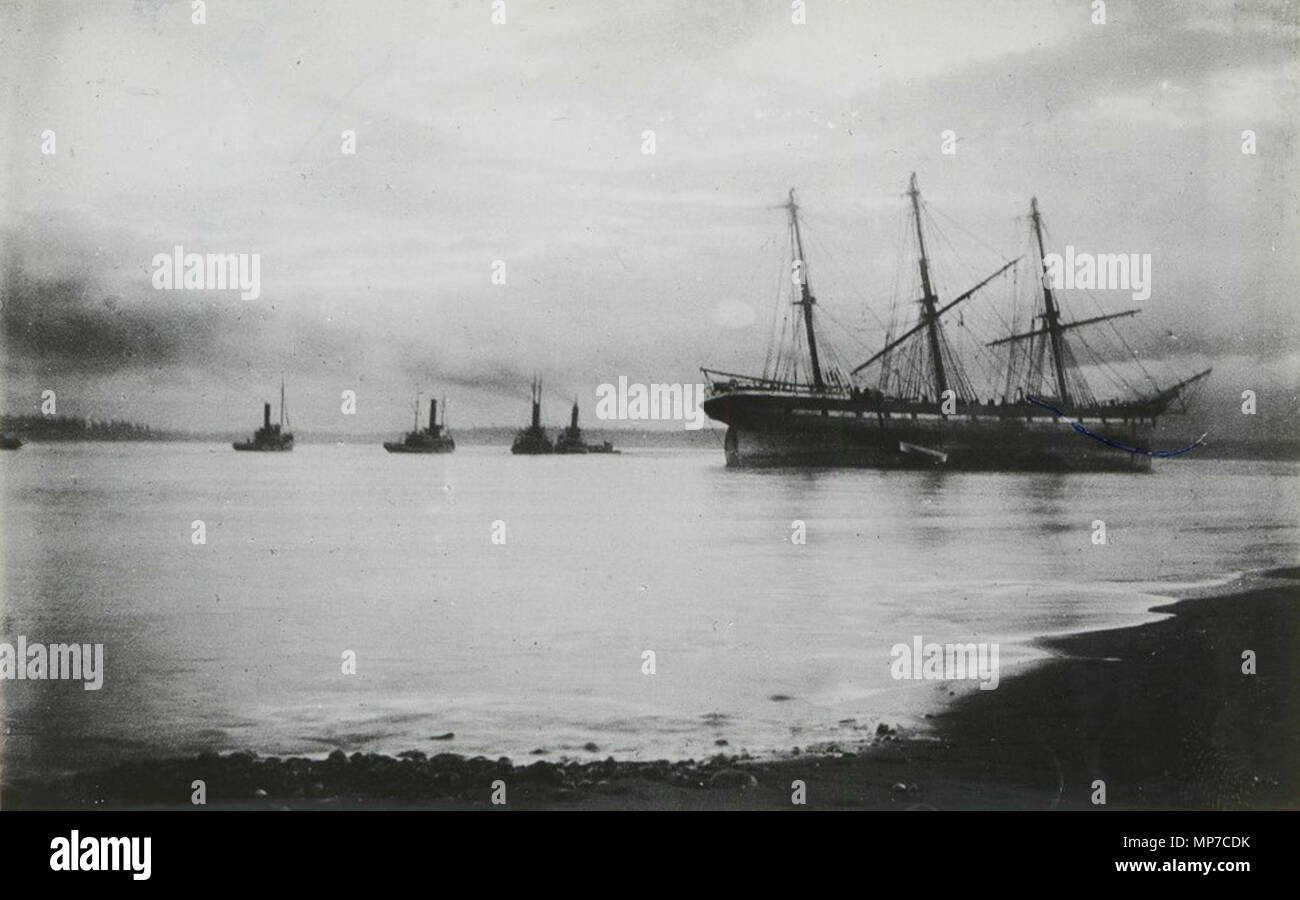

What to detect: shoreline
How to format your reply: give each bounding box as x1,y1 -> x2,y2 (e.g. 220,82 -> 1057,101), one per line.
5,568 -> 1296,810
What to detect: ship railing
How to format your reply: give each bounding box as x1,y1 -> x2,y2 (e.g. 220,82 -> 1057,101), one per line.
701,369 -> 852,398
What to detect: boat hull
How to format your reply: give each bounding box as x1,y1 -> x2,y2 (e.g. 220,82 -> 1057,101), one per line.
384,438 -> 455,453
511,427 -> 553,454
233,439 -> 294,452
704,392 -> 1154,472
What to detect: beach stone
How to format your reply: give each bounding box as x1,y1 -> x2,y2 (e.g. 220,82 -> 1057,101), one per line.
523,761 -> 565,786
398,750 -> 427,762
253,788 -> 268,798
714,739 -> 729,746
326,750 -> 348,767
709,769 -> 758,790
583,742 -> 600,752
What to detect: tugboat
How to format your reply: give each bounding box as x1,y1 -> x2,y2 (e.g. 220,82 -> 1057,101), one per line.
234,379 -> 294,451
511,377 -> 553,454
554,399 -> 589,454
384,396 -> 455,453
554,399 -> 620,454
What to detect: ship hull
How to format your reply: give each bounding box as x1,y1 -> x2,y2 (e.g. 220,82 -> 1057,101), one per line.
233,440 -> 294,452
704,392 -> 1153,472
511,425 -> 554,455
383,437 -> 455,453
554,435 -> 589,454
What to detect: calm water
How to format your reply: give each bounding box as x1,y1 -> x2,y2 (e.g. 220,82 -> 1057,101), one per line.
2,443 -> 1297,778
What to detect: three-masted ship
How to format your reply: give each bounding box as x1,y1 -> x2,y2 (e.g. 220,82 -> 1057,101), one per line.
702,174 -> 1209,471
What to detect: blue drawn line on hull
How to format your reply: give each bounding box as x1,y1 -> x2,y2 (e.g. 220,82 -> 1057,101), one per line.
1026,396 -> 1206,458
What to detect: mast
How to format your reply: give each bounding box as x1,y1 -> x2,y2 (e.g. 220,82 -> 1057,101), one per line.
280,375 -> 287,429
907,173 -> 947,399
786,189 -> 825,391
1031,197 -> 1071,406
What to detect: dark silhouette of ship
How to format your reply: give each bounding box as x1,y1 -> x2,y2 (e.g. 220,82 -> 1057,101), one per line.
511,377 -> 553,454
702,175 -> 1209,471
1,433 -> 22,450
555,399 -> 619,454
554,399 -> 589,454
385,396 -> 455,453
234,380 -> 294,451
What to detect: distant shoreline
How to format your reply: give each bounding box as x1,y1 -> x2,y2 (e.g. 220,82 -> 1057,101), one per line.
6,568 -> 1295,810
0,418 -> 725,449
2,433 -> 1295,458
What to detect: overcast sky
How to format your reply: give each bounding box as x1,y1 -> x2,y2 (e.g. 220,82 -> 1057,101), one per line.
2,0 -> 1296,437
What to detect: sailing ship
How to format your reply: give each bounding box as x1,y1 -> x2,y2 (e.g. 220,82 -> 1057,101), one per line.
233,379 -> 294,451
511,377 -> 554,454
701,174 -> 1210,471
384,396 -> 455,453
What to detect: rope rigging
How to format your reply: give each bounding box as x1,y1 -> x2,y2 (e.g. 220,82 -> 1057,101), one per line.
743,182 -> 1199,413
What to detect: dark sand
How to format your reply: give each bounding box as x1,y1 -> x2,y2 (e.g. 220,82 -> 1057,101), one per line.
5,570 -> 1296,810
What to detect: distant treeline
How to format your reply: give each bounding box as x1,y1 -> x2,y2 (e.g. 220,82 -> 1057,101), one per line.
0,417 -> 723,447
0,415 -> 176,442
2,416 -> 1294,458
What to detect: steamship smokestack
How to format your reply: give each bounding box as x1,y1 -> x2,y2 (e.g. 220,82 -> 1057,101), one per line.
531,378 -> 541,429
430,399 -> 437,432
571,399 -> 579,430
263,403 -> 271,430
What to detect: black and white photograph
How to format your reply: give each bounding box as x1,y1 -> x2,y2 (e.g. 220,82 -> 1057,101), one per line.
0,0 -> 1296,877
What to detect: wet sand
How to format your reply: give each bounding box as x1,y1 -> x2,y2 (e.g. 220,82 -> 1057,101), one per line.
5,570 -> 1297,810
